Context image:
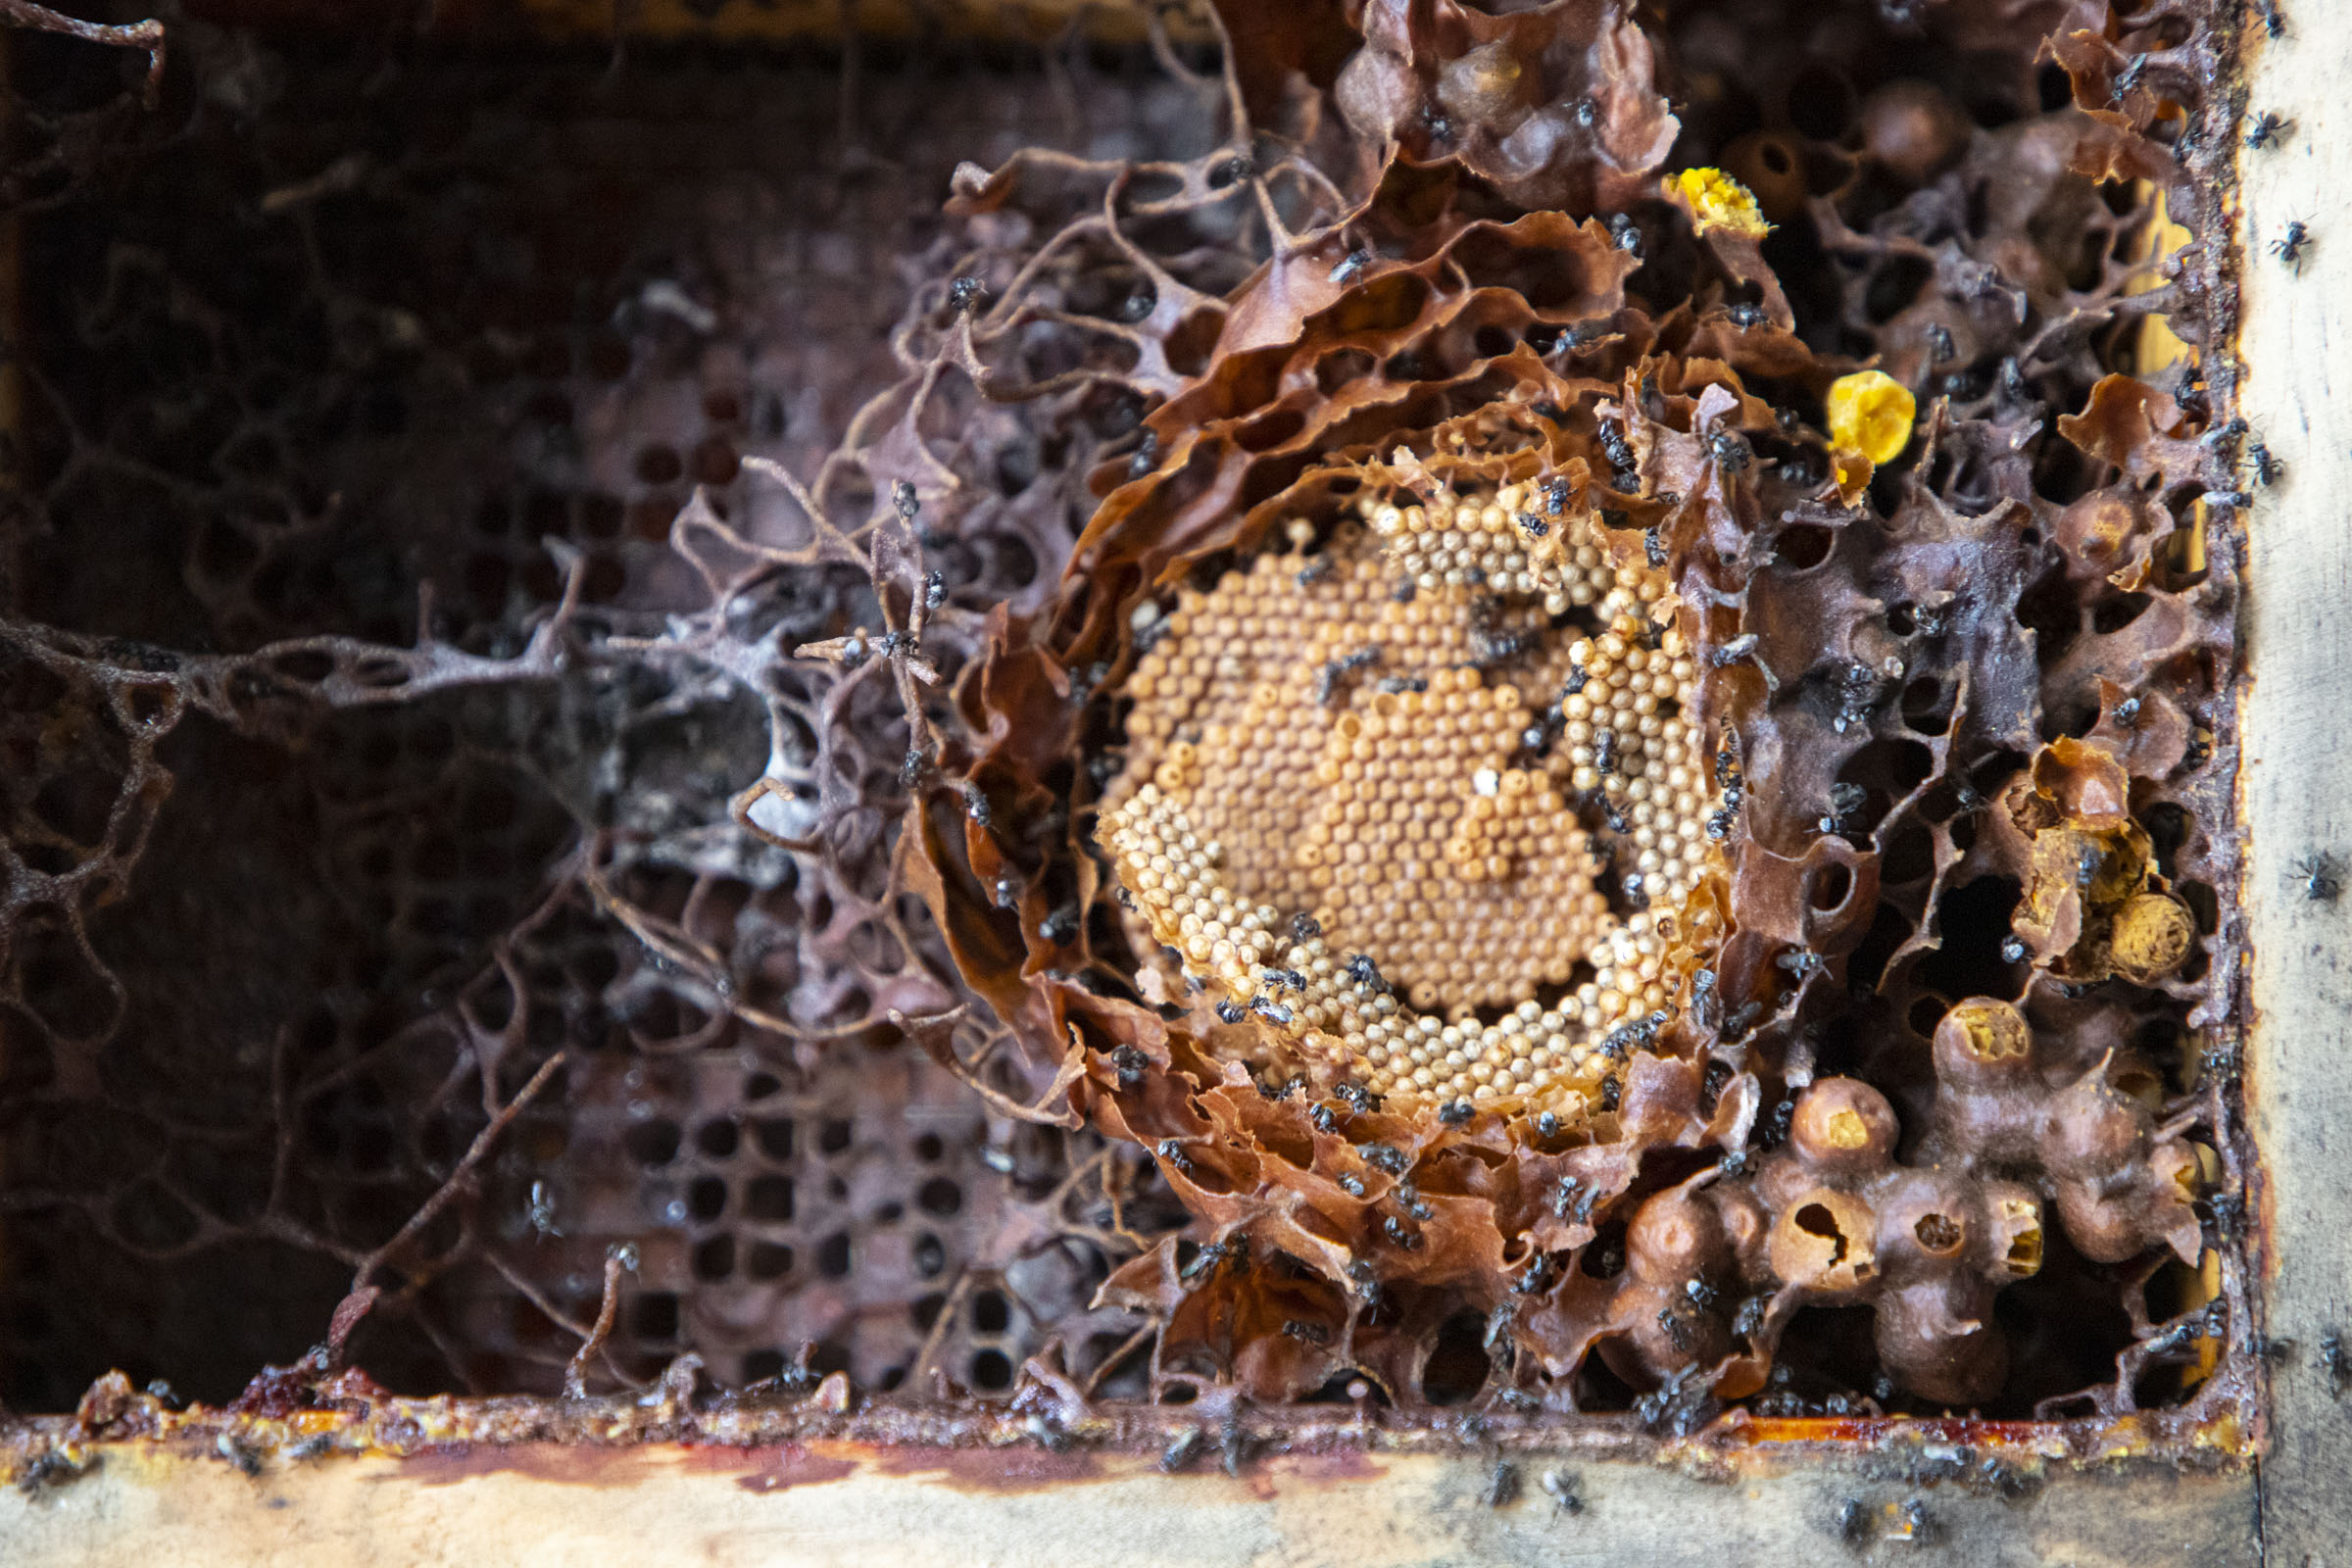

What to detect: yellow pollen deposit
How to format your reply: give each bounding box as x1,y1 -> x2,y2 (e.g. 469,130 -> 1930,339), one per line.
1099,480 -> 1728,1117
1827,369 -> 1918,466
1670,167 -> 1772,238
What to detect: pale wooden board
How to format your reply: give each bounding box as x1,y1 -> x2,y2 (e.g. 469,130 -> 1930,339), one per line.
2237,0 -> 2352,1559
0,1444 -> 2257,1568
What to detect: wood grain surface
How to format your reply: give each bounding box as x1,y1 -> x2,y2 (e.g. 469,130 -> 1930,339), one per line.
2239,2 -> 2352,1561
0,1440 -> 2259,1567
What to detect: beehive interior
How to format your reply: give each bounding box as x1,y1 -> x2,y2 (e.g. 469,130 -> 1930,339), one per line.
0,0 -> 2252,1435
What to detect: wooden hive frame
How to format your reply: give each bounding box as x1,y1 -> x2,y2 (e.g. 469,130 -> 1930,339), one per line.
0,2 -> 2341,1561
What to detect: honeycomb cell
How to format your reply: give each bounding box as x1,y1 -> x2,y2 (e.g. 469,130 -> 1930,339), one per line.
1100,484 -> 1728,1117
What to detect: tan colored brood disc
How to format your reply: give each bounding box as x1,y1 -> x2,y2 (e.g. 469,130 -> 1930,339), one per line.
1099,472 -> 1730,1120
